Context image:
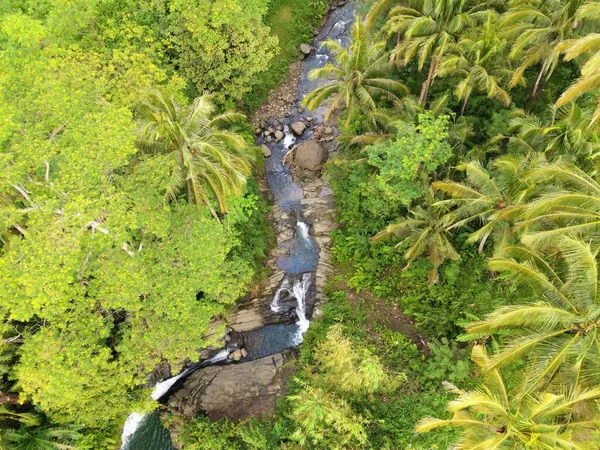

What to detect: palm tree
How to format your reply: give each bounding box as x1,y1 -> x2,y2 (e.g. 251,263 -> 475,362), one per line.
463,238 -> 600,394
374,0 -> 482,104
503,103 -> 600,171
433,154 -> 540,253
372,195 -> 459,284
556,2 -> 600,120
416,345 -> 600,449
302,16 -> 407,126
557,37 -> 600,123
438,14 -> 512,114
501,0 -> 595,97
517,162 -> 600,247
136,90 -> 254,219
344,95 -> 473,153
2,426 -> 80,450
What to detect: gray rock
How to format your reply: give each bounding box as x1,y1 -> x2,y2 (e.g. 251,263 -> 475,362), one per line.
261,145 -> 271,157
306,116 -> 314,122
324,127 -> 333,134
290,121 -> 306,136
264,130 -> 271,136
300,43 -> 312,55
266,136 -> 272,143
295,140 -> 327,171
274,130 -> 285,141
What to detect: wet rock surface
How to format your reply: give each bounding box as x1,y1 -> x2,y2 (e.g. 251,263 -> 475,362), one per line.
168,350 -> 297,422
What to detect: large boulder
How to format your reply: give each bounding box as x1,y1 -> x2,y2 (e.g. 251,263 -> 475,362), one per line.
290,121 -> 306,136
294,140 -> 327,171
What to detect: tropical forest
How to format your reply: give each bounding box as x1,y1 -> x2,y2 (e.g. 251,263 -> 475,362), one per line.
1,0 -> 599,448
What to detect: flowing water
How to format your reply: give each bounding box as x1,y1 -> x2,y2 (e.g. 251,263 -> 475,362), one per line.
120,3 -> 356,447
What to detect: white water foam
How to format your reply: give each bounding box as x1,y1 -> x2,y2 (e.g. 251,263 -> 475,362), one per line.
292,272 -> 312,345
282,125 -> 296,150
270,277 -> 291,312
205,349 -> 230,364
151,370 -> 190,401
121,412 -> 146,448
150,350 -> 229,401
297,221 -> 310,242
316,54 -> 329,62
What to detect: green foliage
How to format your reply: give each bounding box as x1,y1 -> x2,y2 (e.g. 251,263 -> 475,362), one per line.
366,113 -> 453,207
167,0 -> 278,108
0,0 -> 270,434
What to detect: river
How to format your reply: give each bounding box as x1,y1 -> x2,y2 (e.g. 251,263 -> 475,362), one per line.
120,2 -> 356,448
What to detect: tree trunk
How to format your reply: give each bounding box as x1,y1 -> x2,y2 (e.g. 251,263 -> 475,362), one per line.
532,66 -> 544,98
418,57 -> 438,105
0,392 -> 20,405
187,179 -> 196,205
460,91 -> 471,116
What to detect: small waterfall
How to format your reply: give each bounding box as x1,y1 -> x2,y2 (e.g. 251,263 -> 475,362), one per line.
121,412 -> 146,449
292,272 -> 312,344
297,221 -> 310,242
151,350 -> 230,401
282,125 -> 296,150
270,277 -> 291,312
151,370 -> 191,401
204,349 -> 230,364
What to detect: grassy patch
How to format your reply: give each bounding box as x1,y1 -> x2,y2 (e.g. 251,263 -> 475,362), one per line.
241,0 -> 327,112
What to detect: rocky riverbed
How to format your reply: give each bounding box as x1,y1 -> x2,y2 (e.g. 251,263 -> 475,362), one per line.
155,2 -> 355,444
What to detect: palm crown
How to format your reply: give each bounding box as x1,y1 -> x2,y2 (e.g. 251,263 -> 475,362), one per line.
433,155 -> 539,253
372,196 -> 459,284
302,16 -> 408,125
416,345 -> 600,450
501,0 -> 593,97
136,90 -> 254,218
464,238 -> 600,394
438,14 -> 512,114
376,0 -> 483,104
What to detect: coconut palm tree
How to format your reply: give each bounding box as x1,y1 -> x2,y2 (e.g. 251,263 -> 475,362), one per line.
1,425 -> 80,450
557,36 -> 600,123
374,0 -> 483,104
555,2 -> 600,121
517,162 -> 600,247
372,195 -> 459,284
438,14 -> 512,114
136,90 -> 254,219
302,16 -> 407,126
501,0 -> 595,97
416,345 -> 600,449
343,95 -> 473,153
463,238 -> 600,394
503,103 -> 600,171
433,154 -> 540,253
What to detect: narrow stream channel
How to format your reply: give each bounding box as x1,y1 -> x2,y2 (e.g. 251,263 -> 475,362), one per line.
120,3 -> 356,448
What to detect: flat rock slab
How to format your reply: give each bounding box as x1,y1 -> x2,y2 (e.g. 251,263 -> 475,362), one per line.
168,350 -> 297,422
229,308 -> 264,332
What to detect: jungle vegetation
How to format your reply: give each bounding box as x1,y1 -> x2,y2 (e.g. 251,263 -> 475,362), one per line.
2,0 -> 600,448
